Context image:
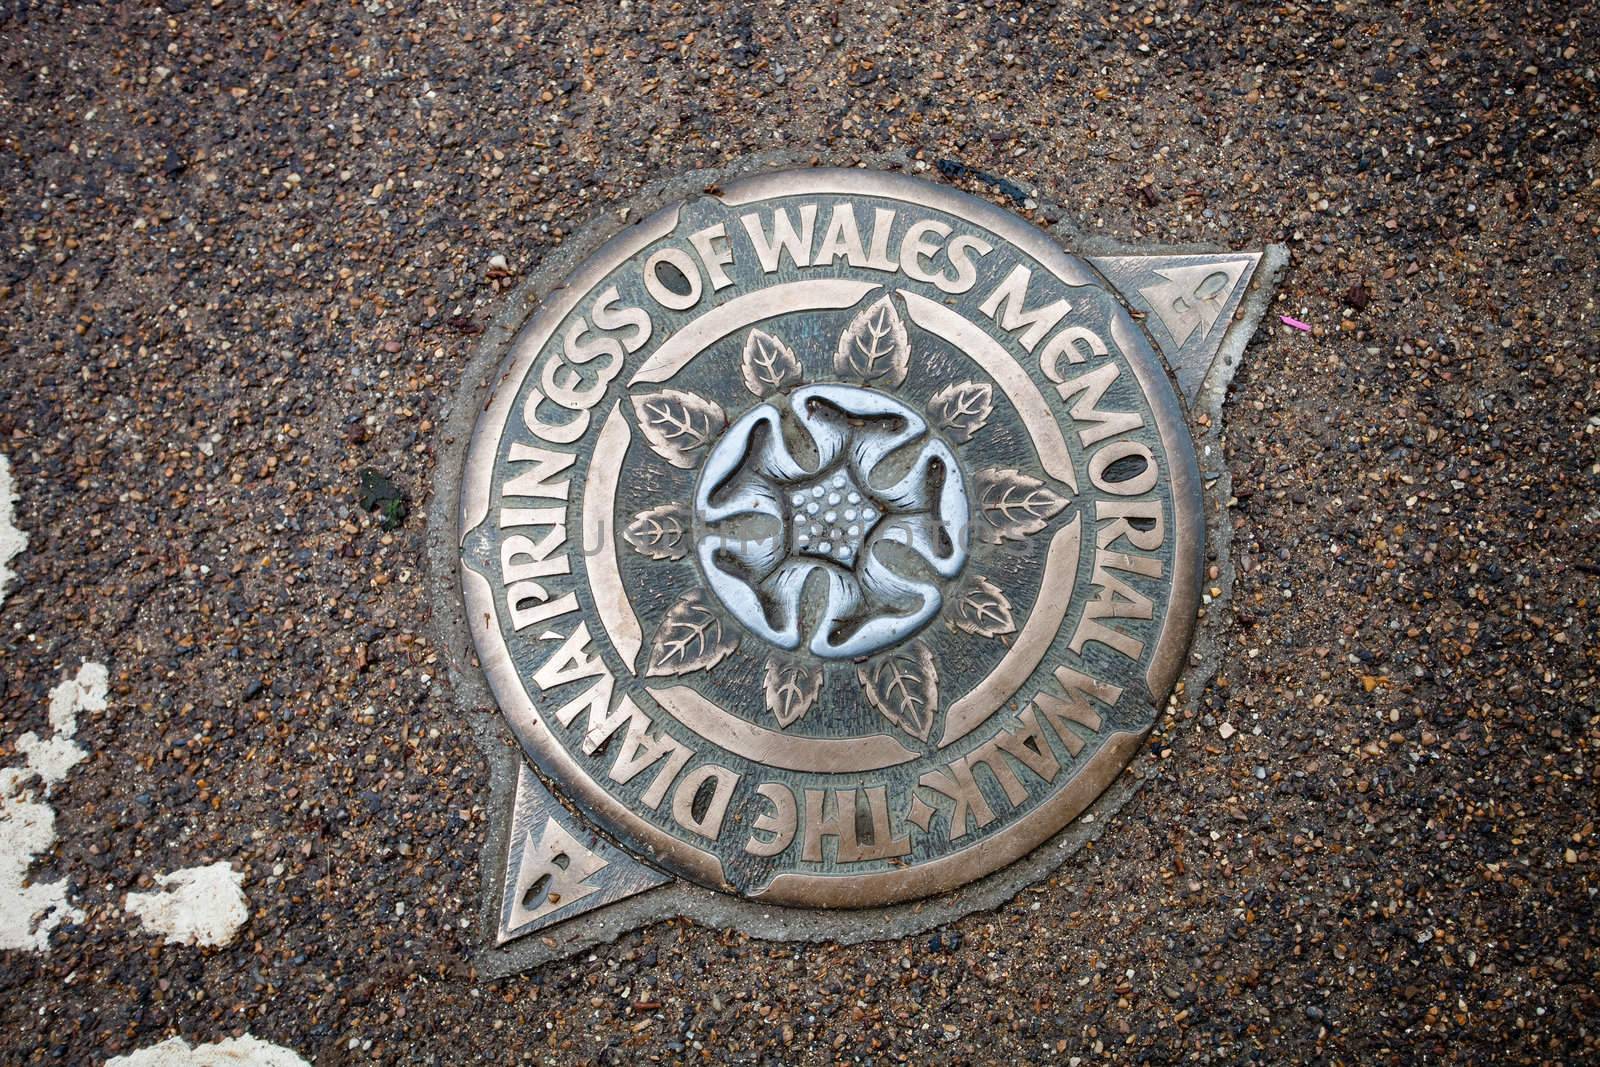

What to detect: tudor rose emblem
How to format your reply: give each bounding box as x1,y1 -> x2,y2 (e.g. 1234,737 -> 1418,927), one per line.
458,170 -> 1205,909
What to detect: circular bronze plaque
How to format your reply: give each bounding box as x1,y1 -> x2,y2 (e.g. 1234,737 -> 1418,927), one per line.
458,170 -> 1202,907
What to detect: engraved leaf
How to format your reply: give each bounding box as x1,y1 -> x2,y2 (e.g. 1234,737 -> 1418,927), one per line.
763,657 -> 823,729
974,467 -> 1071,544
857,640 -> 939,742
623,503 -> 691,561
834,294 -> 910,387
630,389 -> 726,470
740,329 -> 803,398
928,380 -> 995,444
645,590 -> 738,677
952,576 -> 1017,639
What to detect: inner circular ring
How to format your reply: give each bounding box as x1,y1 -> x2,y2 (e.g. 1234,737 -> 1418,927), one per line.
692,384 -> 970,660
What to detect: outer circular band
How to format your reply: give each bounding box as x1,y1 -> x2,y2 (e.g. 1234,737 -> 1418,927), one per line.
457,168 -> 1204,908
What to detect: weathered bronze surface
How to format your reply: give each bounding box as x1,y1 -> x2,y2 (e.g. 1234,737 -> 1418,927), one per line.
459,169 -> 1208,911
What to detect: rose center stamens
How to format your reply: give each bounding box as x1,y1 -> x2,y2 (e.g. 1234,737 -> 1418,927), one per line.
790,471 -> 880,565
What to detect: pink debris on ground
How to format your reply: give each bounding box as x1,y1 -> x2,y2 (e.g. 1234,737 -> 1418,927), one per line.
1280,315 -> 1312,332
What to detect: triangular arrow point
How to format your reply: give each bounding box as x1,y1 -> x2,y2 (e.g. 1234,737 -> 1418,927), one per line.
1138,260 -> 1251,347
1088,252 -> 1262,405
510,815 -> 608,927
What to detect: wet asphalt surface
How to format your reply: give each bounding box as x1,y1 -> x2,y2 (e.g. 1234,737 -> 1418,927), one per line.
1,1 -> 1596,1063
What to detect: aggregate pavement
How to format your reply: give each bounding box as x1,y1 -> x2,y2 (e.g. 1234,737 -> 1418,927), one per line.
0,1 -> 1595,1063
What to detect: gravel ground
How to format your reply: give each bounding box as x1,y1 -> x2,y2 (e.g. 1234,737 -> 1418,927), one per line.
2,1 -> 1596,1063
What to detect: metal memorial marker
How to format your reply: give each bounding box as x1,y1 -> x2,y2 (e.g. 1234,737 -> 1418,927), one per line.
447,168 -> 1283,963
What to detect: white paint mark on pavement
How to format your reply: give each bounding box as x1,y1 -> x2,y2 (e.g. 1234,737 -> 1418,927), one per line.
0,662 -> 109,950
104,1034 -> 311,1067
18,662 -> 109,788
126,862 -> 248,947
0,453 -> 25,605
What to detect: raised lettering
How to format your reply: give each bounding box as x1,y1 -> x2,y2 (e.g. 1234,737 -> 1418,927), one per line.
501,530 -> 569,584
814,203 -> 868,267
864,207 -> 898,270
521,389 -> 589,444
899,219 -> 951,287
605,705 -> 692,810
1039,325 -> 1108,382
590,285 -> 653,353
687,223 -> 735,292
503,442 -> 575,500
939,233 -> 992,295
546,317 -> 622,411
990,707 -> 1062,786
802,787 -> 910,863
979,264 -> 1072,351
555,676 -> 633,754
917,759 -> 995,839
966,736 -> 1030,807
507,585 -> 580,633
739,204 -> 817,273
1032,665 -> 1122,755
498,505 -> 564,530
532,623 -> 606,691
1069,552 -> 1161,660
643,246 -> 703,311
1094,499 -> 1165,552
671,764 -> 739,840
1055,362 -> 1144,447
744,782 -> 797,857
1088,440 -> 1159,496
